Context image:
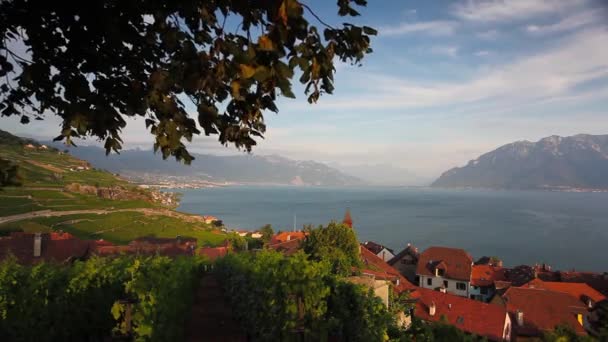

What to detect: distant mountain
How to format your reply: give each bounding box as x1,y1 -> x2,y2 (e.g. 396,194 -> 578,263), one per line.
51,144 -> 364,186
432,134 -> 608,190
329,162 -> 429,186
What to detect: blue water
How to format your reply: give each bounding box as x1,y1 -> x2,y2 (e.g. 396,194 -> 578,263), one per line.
176,186 -> 608,272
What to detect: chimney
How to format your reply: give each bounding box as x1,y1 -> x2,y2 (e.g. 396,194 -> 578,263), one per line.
287,234 -> 291,241
448,303 -> 452,310
34,233 -> 42,257
429,302 -> 436,316
497,260 -> 503,267
395,278 -> 400,286
516,310 -> 524,327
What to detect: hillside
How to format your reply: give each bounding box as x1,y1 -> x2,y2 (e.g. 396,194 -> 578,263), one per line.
51,144 -> 364,186
0,130 -> 228,246
432,134 -> 608,190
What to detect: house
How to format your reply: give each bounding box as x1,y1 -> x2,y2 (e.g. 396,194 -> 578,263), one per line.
268,238 -> 303,256
362,241 -> 395,262
347,276 -> 392,308
39,144 -> 48,150
202,215 -> 219,224
559,271 -> 608,297
269,231 -> 307,245
250,232 -> 263,239
498,286 -> 588,338
0,232 -> 92,264
24,143 -> 36,149
411,287 -> 512,341
470,265 -> 507,302
522,278 -> 606,307
198,245 -> 230,261
359,245 -> 417,294
388,243 -> 420,284
94,236 -> 197,257
416,246 -> 473,298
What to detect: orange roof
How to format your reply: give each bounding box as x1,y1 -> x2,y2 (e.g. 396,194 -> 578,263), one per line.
360,245 -> 416,293
0,232 -> 91,264
416,246 -> 473,281
560,271 -> 608,297
471,265 -> 507,287
198,246 -> 229,260
502,287 -> 587,336
268,238 -> 303,256
412,287 -> 509,341
523,278 -> 606,304
269,231 -> 307,245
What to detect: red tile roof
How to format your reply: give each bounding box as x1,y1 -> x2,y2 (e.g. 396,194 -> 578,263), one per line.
269,231 -> 307,245
268,238 -> 303,256
416,246 -> 473,281
0,232 -> 91,264
362,241 -> 394,256
502,286 -> 587,336
412,287 -> 509,341
523,278 -> 606,304
360,245 -> 416,293
471,265 -> 507,287
93,236 -> 197,257
559,271 -> 608,297
198,246 -> 229,261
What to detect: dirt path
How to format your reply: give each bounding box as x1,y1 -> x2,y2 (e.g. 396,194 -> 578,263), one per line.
185,274 -> 247,342
0,207 -> 205,225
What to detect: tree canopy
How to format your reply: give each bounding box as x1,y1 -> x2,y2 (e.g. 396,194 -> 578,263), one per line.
0,0 -> 376,163
302,221 -> 362,275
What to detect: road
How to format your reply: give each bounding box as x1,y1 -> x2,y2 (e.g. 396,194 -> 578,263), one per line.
0,207 -> 206,225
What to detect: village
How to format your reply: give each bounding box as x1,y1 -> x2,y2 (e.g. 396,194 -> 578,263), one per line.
1,209 -> 606,341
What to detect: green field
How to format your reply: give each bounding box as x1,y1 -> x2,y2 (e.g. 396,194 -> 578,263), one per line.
0,131 -> 229,247
0,187 -> 156,216
0,211 -> 227,246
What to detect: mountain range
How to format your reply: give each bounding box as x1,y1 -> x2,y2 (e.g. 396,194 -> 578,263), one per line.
50,144 -> 364,186
432,134 -> 608,190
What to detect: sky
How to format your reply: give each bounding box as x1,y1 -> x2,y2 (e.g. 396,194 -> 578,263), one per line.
3,0 -> 608,181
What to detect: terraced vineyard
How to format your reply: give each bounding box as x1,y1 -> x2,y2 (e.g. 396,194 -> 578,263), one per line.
0,130 -> 228,246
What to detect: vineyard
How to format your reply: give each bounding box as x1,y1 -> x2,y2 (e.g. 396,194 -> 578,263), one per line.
0,255 -> 207,341
215,250 -> 394,341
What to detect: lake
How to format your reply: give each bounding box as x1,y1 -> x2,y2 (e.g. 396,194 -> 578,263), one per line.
176,186 -> 608,272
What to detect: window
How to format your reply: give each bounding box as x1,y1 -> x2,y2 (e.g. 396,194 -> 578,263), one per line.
427,278 -> 432,286
480,287 -> 488,295
456,282 -> 467,291
443,280 -> 448,288
437,269 -> 445,276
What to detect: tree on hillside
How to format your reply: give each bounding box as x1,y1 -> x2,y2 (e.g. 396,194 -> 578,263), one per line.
0,158 -> 22,187
0,1 -> 376,163
302,221 -> 361,275
259,224 -> 274,244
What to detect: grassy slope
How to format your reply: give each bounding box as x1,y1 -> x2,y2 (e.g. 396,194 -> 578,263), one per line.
0,135 -> 227,246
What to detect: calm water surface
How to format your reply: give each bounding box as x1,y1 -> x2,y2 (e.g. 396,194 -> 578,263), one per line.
176,186 -> 608,272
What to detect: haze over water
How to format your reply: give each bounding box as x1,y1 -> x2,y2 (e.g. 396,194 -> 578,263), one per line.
177,186 -> 608,272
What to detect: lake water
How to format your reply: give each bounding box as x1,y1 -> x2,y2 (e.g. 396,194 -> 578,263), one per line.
176,186 -> 608,272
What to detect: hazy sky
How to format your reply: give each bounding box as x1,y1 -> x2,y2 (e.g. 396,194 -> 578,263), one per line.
3,0 -> 608,179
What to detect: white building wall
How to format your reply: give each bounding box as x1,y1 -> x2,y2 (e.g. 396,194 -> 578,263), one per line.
377,248 -> 395,262
418,275 -> 470,298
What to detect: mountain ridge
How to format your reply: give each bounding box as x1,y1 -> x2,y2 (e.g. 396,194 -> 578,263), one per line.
49,143 -> 365,186
432,134 -> 608,190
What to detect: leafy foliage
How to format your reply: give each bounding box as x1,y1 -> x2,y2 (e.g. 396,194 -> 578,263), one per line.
0,255 -> 206,341
216,250 -> 395,341
542,324 -> 596,342
302,221 -> 362,275
0,157 -> 21,187
260,223 -> 274,243
0,0 -> 376,163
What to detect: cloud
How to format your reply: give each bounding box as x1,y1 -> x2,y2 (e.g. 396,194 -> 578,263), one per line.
476,29 -> 500,40
525,8 -> 604,35
451,0 -> 587,22
474,50 -> 490,56
430,46 -> 459,57
380,20 -> 458,36
305,28 -> 608,111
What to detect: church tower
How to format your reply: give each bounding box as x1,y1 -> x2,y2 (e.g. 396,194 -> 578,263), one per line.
342,208 -> 353,228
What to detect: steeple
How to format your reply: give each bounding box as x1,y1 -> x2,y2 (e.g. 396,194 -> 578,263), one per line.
342,208 -> 353,228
